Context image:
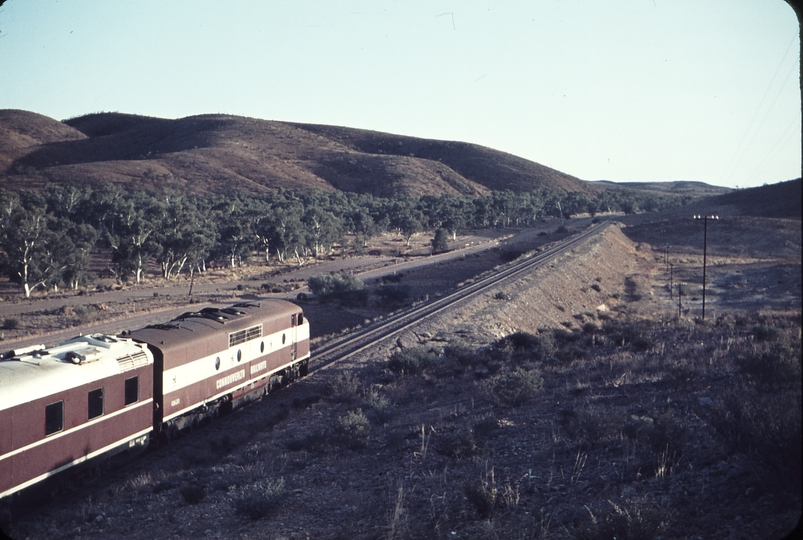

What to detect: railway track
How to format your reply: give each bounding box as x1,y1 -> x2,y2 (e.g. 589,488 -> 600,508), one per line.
309,220 -> 609,372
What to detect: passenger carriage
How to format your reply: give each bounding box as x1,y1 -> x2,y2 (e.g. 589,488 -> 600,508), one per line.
0,335 -> 154,499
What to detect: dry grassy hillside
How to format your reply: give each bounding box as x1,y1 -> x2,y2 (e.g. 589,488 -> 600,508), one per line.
0,110 -> 594,197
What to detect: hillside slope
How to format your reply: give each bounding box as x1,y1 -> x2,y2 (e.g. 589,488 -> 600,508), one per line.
0,110 -> 595,197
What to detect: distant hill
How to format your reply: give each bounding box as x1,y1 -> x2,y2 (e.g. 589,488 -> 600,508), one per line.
710,178 -> 801,219
0,110 -> 598,198
592,180 -> 732,198
636,178 -> 802,221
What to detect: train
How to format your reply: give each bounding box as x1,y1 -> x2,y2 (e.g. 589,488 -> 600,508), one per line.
0,300 -> 310,500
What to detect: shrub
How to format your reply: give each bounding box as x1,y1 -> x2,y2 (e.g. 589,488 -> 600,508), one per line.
436,430 -> 480,460
463,469 -> 517,519
737,346 -> 802,389
504,331 -> 540,350
179,483 -> 206,505
554,344 -> 586,362
494,331 -> 556,361
602,320 -> 655,351
387,348 -> 438,376
488,368 -> 544,406
341,288 -> 369,307
229,478 -> 286,520
286,430 -> 328,453
473,415 -> 501,438
443,339 -> 477,366
499,248 -> 525,262
2,318 -> 19,330
364,389 -> 394,424
308,273 -> 365,302
706,390 -> 802,498
560,406 -> 622,447
624,412 -> 686,452
335,409 -> 372,449
325,370 -> 361,403
464,481 -> 497,519
381,273 -> 404,283
376,284 -> 411,306
751,324 -> 780,342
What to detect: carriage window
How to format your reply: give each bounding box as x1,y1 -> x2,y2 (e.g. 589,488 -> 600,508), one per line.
88,388 -> 104,420
282,333 -> 286,344
237,349 -> 242,362
124,377 -> 139,406
45,401 -> 63,436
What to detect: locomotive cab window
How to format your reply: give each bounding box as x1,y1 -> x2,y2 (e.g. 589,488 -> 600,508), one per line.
45,401 -> 64,436
291,314 -> 296,327
88,388 -> 104,420
298,313 -> 304,325
124,376 -> 139,406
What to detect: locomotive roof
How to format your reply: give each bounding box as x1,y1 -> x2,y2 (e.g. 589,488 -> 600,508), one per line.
0,334 -> 153,412
128,300 -> 301,352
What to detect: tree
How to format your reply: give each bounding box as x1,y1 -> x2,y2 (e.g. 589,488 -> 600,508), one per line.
255,206 -> 305,264
431,228 -> 450,254
105,194 -> 161,283
153,195 -> 213,279
210,196 -> 255,268
0,200 -> 62,297
302,206 -> 343,258
60,223 -> 99,290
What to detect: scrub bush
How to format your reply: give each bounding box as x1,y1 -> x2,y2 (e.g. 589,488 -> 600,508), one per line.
230,478 -> 286,520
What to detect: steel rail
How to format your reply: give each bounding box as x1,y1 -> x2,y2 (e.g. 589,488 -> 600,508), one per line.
309,221 -> 609,372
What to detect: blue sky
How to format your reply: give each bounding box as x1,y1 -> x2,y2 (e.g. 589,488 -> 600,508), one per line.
0,0 -> 799,188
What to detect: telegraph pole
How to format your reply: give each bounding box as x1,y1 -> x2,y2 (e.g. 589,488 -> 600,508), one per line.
669,262 -> 674,299
693,215 -> 718,321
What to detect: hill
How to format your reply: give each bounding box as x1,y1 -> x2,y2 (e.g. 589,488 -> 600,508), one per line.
711,177 -> 802,219
592,179 -> 732,198
0,110 -> 597,198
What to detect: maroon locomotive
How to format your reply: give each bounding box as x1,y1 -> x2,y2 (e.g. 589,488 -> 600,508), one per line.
0,300 -> 309,500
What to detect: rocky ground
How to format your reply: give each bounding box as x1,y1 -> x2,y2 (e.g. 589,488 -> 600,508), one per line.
1,214 -> 801,540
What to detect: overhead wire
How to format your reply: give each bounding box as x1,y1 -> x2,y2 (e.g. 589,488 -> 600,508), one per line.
748,110 -> 801,183
719,33 -> 797,186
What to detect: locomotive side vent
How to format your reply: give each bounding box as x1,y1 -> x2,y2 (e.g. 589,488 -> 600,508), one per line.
229,324 -> 263,347
116,350 -> 150,372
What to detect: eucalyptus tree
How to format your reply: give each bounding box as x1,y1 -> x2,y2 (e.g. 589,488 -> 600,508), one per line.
105,192 -> 162,283
345,206 -> 377,248
0,202 -> 60,297
302,205 -> 343,258
153,193 -> 215,279
43,184 -> 91,221
59,222 -> 100,290
388,197 -> 424,247
252,192 -> 306,264
435,194 -> 472,240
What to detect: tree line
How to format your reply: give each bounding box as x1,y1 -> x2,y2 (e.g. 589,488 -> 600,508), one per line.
0,183 -> 690,297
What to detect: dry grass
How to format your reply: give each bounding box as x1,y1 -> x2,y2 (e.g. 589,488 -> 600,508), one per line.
5,311 -> 799,539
